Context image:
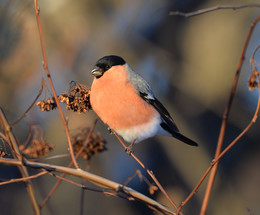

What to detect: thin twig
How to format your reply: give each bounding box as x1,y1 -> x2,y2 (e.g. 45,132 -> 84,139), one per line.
169,4 -> 260,17
200,15 -> 260,215
0,171 -> 47,186
80,163 -> 91,215
40,118 -> 98,208
113,132 -> 181,214
46,170 -> 156,204
177,76 -> 260,214
177,14 -> 260,214
0,132 -> 8,144
123,169 -> 143,187
0,158 -> 175,215
10,78 -> 44,127
34,0 -> 79,169
251,44 -> 260,62
0,108 -> 41,215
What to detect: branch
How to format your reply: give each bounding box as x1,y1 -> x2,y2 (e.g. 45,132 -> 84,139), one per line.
0,171 -> 47,186
177,58 -> 260,215
40,118 -> 98,209
200,15 -> 260,215
0,158 -> 175,215
0,108 -> 41,215
169,4 -> 260,17
10,78 -> 44,127
175,15 -> 260,214
34,0 -> 79,169
113,132 -> 181,214
0,131 -> 8,144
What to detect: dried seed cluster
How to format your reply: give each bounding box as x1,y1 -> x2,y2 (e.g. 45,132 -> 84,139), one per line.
59,83 -> 91,113
36,97 -> 57,111
248,68 -> 259,91
19,139 -> 54,158
148,185 -> 158,195
36,82 -> 91,113
0,151 -> 6,158
19,126 -> 54,158
0,144 -> 6,158
71,127 -> 106,160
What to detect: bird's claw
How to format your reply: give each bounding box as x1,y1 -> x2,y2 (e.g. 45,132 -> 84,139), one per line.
124,146 -> 133,155
107,127 -> 113,135
124,139 -> 136,155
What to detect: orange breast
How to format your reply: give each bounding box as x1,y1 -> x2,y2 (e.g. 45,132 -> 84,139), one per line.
90,65 -> 158,131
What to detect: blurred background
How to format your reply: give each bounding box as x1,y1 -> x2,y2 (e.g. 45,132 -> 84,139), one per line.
0,0 -> 260,214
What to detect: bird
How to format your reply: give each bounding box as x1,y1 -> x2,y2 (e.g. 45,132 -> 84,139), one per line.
90,55 -> 198,152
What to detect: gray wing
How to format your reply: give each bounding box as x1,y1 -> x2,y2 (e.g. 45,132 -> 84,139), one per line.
127,64 -> 155,100
127,65 -> 198,146
127,65 -> 180,133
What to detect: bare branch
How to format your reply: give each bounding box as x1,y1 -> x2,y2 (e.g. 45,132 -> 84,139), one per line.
199,15 -> 260,215
34,0 -> 79,169
0,171 -> 47,186
0,158 -> 175,215
169,4 -> 260,18
40,118 -> 98,209
177,15 -> 260,214
0,108 -> 41,215
113,132 -> 180,214
10,78 -> 44,127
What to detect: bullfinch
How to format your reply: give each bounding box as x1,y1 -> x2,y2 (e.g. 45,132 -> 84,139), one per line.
90,55 -> 198,150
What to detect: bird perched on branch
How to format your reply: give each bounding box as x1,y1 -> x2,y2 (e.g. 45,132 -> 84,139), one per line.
90,55 -> 198,152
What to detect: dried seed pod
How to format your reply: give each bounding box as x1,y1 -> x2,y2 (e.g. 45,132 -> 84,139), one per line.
248,68 -> 259,91
0,151 -> 6,158
19,126 -> 54,158
36,82 -> 91,112
59,82 -> 91,113
71,127 -> 106,160
36,97 -> 57,112
20,139 -> 54,158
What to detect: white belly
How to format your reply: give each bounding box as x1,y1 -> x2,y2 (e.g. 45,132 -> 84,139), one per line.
117,114 -> 171,143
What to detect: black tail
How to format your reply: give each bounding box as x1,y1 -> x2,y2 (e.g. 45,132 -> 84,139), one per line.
161,122 -> 198,146
172,132 -> 198,146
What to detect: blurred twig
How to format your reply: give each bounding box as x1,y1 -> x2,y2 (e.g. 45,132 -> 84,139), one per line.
123,169 -> 143,187
80,163 -> 91,215
0,157 -> 175,215
34,0 -> 79,169
40,118 -> 98,209
177,76 -> 260,214
0,131 -> 8,144
0,171 -> 47,186
0,108 -> 41,215
177,15 -> 260,214
10,78 -> 44,127
169,4 -> 260,17
113,132 -> 181,214
200,15 -> 260,215
122,169 -> 158,195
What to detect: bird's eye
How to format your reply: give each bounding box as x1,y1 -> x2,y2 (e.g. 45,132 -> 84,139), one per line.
105,65 -> 110,70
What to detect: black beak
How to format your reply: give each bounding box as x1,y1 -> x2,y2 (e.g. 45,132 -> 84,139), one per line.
91,66 -> 103,78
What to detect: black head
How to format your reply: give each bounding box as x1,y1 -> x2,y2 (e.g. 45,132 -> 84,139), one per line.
91,55 -> 126,78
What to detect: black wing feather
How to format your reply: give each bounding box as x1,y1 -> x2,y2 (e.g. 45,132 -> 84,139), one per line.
139,92 -> 179,132
139,92 -> 198,146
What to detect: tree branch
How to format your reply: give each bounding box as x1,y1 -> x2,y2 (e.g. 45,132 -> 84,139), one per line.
34,0 -> 79,169
113,132 -> 181,214
0,108 -> 41,215
200,15 -> 260,215
169,4 -> 260,17
0,157 -> 175,215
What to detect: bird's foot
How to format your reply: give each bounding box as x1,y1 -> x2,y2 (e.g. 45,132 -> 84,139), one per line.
107,127 -> 114,135
124,139 -> 136,156
124,145 -> 133,155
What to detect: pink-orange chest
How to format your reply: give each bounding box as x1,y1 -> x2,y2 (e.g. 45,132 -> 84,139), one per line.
90,67 -> 157,130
